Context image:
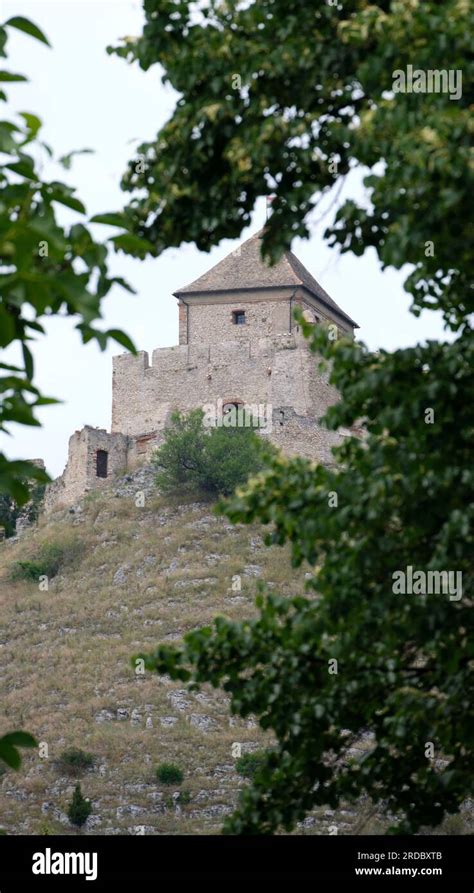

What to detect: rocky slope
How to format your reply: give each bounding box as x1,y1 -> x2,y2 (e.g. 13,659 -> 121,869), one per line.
0,469 -> 470,835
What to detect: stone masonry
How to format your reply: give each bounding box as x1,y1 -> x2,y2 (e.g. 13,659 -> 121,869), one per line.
44,230 -> 358,510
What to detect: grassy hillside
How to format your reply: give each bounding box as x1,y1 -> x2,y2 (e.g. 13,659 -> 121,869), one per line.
0,479 -> 469,835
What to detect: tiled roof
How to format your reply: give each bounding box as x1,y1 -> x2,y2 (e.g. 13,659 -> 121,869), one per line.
174,229 -> 357,328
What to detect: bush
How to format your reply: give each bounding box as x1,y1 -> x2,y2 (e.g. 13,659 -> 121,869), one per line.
57,748 -> 94,776
235,751 -> 266,779
164,789 -> 191,808
156,763 -> 183,785
153,409 -> 275,498
9,539 -> 82,582
67,783 -> 91,828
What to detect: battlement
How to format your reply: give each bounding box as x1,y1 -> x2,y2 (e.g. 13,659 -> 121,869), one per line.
112,333 -> 299,380
111,333 -> 307,438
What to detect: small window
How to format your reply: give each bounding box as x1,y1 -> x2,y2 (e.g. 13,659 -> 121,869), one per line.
96,449 -> 108,478
232,310 -> 246,325
223,401 -> 241,414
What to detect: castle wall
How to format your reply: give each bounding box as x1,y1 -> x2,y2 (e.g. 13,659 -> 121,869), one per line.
44,427 -> 129,512
111,335 -> 298,436
267,412 -> 345,464
184,290 -> 292,344
111,329 -> 342,455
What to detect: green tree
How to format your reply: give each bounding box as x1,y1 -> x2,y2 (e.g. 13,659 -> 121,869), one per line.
110,0 -> 472,330
67,783 -> 92,829
153,408 -> 274,497
0,15 -> 145,504
0,14 -> 147,803
139,321 -> 473,834
121,1 -> 473,833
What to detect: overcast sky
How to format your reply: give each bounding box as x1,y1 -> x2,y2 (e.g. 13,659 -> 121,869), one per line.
2,0 -> 451,478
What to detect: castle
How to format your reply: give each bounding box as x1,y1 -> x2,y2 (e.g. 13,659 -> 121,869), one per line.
44,230 -> 358,511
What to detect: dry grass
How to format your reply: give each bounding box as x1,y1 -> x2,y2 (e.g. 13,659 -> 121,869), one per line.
1,491 -> 470,837
0,490 -> 309,835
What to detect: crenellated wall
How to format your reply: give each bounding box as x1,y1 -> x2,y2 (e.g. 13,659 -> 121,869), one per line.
111,326 -> 339,440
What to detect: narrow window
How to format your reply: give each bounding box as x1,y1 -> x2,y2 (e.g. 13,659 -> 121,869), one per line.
96,449 -> 108,478
223,401 -> 241,414
232,310 -> 246,325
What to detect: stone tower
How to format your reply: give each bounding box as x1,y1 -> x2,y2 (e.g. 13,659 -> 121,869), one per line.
45,230 -> 358,510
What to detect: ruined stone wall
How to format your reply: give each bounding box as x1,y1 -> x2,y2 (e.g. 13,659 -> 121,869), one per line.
44,427 -> 129,513
267,411 -> 348,464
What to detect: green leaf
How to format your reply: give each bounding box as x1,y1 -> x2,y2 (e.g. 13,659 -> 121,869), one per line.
49,191 -> 86,213
0,123 -> 17,152
0,740 -> 20,769
111,233 -> 155,255
0,71 -> 27,82
19,111 -> 42,139
22,343 -> 34,380
0,731 -> 36,770
58,148 -> 94,170
4,157 -> 36,179
5,17 -> 51,46
107,328 -> 137,353
90,212 -> 129,227
1,731 -> 37,748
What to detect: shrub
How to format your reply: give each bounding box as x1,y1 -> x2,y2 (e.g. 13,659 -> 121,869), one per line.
67,783 -> 91,828
9,539 -> 82,582
164,789 -> 191,808
235,751 -> 266,779
156,762 -> 183,785
153,409 -> 275,498
57,748 -> 94,776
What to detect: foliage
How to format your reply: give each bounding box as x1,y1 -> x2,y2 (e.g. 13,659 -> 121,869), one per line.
25,480 -> 46,525
0,493 -> 19,538
0,15 -> 145,504
9,538 -> 83,581
153,409 -> 275,497
67,783 -> 91,828
121,0 -> 473,835
0,479 -> 46,537
164,789 -> 191,808
0,731 -> 36,771
57,748 -> 94,776
140,319 -> 473,834
235,751 -> 267,780
156,763 -> 184,785
110,0 -> 472,332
